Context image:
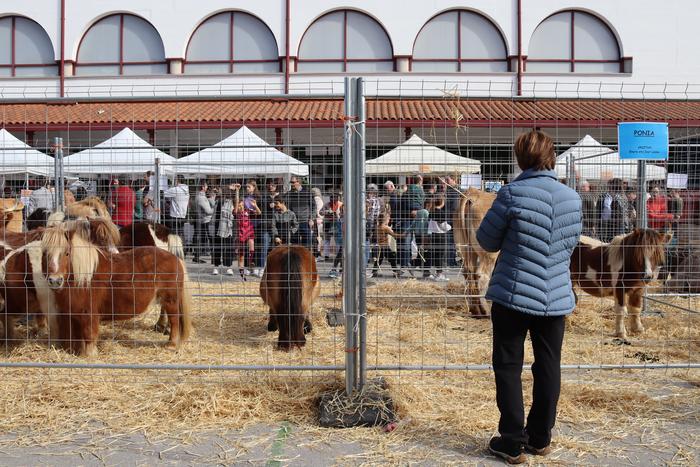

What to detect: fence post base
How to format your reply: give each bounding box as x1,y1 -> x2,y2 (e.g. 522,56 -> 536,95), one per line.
317,378 -> 395,428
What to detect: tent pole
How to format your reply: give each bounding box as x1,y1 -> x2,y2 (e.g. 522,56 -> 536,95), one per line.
154,158 -> 161,224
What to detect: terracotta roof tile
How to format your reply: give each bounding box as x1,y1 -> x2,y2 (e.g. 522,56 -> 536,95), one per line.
1,99 -> 699,129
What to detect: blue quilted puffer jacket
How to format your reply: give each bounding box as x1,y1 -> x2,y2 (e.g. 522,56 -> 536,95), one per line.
476,169 -> 582,316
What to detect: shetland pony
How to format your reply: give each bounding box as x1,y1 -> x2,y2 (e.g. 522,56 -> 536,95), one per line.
260,246 -> 320,350
25,208 -> 51,231
119,221 -> 185,333
0,218 -> 120,343
119,221 -> 185,259
570,229 -> 672,339
452,188 -> 498,317
42,223 -> 192,356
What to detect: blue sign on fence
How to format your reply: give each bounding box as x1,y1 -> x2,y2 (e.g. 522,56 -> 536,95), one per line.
618,122 -> 669,160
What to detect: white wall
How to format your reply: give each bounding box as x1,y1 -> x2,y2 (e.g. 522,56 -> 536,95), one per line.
1,0 -> 699,98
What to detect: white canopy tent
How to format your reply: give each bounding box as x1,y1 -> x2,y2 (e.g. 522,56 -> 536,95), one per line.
0,129 -> 55,177
177,126 -> 309,176
555,134 -> 667,181
366,134 -> 481,176
63,127 -> 177,176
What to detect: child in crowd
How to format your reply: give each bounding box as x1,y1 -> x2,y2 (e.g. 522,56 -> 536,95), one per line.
235,185 -> 261,278
371,212 -> 404,278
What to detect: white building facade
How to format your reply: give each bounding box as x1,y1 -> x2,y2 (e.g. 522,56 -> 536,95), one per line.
1,0 -> 699,98
1,1 -> 700,190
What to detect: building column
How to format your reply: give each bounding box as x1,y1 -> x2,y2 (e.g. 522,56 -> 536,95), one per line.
396,57 -> 410,73
169,59 -> 183,75
63,61 -> 74,77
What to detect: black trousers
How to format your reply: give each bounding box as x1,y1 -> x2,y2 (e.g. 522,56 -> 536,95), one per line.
194,222 -> 210,259
372,246 -> 398,273
211,236 -> 235,268
425,233 -> 446,274
491,302 -> 566,449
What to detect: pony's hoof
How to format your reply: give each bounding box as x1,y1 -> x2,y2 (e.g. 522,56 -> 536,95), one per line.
84,343 -> 98,357
630,325 -> 645,334
164,342 -> 178,351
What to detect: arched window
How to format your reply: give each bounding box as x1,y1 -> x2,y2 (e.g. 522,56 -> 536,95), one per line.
0,16 -> 57,77
184,11 -> 279,74
76,14 -> 167,76
526,11 -> 621,73
413,10 -> 508,72
297,10 -> 393,73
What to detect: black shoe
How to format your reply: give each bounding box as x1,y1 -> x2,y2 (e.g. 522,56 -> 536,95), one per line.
524,443 -> 552,456
488,437 -> 526,465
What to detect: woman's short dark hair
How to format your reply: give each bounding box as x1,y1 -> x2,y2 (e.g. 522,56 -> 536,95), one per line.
514,130 -> 556,171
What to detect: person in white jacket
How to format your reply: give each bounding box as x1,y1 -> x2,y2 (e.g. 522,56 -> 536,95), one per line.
193,181 -> 215,263
163,175 -> 190,240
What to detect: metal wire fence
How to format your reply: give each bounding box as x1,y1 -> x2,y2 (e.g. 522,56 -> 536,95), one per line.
0,79 -> 698,391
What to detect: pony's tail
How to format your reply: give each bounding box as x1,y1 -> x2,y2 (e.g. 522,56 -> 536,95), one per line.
177,258 -> 193,343
279,249 -> 305,350
168,234 -> 185,260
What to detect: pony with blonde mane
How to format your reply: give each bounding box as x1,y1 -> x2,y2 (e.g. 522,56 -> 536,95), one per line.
42,222 -> 193,356
0,218 -> 120,343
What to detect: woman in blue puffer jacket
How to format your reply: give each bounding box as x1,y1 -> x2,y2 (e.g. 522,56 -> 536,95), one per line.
477,130 -> 582,464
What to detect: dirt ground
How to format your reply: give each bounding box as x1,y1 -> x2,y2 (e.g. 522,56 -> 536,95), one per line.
0,269 -> 697,466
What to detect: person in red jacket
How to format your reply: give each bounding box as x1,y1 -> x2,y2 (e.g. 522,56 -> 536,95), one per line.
647,186 -> 673,231
109,177 -> 136,228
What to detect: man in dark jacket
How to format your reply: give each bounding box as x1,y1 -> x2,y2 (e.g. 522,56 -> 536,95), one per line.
259,179 -> 279,268
286,176 -> 315,248
271,196 -> 299,245
442,175 -> 461,267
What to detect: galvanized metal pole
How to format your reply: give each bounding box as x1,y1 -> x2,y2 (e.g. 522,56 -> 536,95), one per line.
355,77 -> 367,391
54,137 -> 64,211
343,77 -> 357,396
637,160 -> 647,228
154,158 -> 161,224
567,154 -> 576,189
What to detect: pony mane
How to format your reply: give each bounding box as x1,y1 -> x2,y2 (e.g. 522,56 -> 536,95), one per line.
92,218 -> 121,248
46,211 -> 66,226
69,228 -> 100,286
607,229 -> 667,268
41,223 -> 100,287
78,196 -> 112,220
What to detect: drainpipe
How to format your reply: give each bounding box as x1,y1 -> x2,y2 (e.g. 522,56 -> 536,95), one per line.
285,0 -> 290,94
517,0 -> 522,96
60,0 -> 66,97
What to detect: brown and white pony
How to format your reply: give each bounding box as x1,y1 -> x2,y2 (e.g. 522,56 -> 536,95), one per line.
119,221 -> 185,260
260,246 -> 320,350
41,223 -> 192,356
570,229 -> 672,339
0,218 -> 120,343
452,188 -> 497,317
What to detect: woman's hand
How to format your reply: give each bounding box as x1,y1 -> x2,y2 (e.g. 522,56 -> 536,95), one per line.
274,237 -> 282,245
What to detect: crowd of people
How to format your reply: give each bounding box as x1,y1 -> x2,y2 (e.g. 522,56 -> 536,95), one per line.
15,171 -> 467,281
14,167 -> 686,285
579,177 -> 684,241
